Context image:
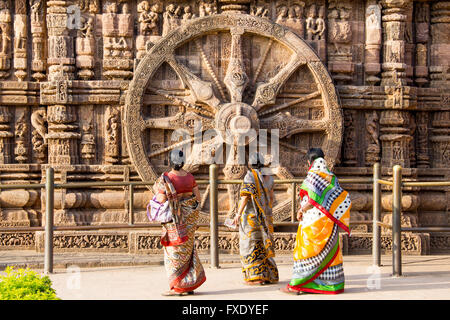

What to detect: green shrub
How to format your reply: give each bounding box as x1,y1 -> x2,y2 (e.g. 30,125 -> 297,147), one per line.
0,267 -> 60,300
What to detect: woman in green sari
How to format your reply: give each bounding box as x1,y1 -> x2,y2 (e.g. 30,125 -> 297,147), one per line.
233,154 -> 279,285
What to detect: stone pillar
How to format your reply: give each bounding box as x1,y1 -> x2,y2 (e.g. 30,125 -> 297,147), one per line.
102,0 -> 133,80
13,0 -> 27,81
365,1 -> 382,85
0,106 -> 12,163
342,110 -> 358,166
46,0 -> 75,81
430,2 -> 450,88
414,2 -> 430,87
327,0 -> 354,84
380,0 -> 411,86
404,3 -> 414,86
76,3 -> 98,80
0,0 -> 11,79
136,0 -> 161,65
380,109 -> 412,168
379,0 -> 413,168
45,0 -> 79,165
430,2 -> 450,169
414,3 -> 431,168
416,112 -> 430,168
30,0 -> 47,82
79,105 -> 95,165
430,112 -> 450,168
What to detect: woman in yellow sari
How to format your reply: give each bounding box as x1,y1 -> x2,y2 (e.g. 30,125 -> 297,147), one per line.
233,153 -> 279,285
281,148 -> 351,295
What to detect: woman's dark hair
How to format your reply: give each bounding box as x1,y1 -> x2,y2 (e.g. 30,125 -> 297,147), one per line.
307,148 -> 325,164
248,152 -> 264,169
170,149 -> 185,171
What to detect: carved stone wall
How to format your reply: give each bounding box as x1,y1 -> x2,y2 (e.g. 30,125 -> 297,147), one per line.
0,0 -> 448,255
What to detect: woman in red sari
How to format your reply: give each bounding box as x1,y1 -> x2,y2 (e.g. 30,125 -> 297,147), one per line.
154,150 -> 205,296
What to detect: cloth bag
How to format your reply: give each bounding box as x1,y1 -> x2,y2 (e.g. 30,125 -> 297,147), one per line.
146,196 -> 172,223
150,172 -> 188,246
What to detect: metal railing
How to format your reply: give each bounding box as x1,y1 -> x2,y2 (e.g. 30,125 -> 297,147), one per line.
371,163 -> 450,277
0,163 -> 449,275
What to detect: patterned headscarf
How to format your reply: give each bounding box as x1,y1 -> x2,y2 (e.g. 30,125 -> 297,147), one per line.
299,157 -> 351,234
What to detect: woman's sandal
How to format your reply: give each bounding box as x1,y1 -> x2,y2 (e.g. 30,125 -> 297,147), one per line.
244,280 -> 265,286
279,286 -> 304,295
161,290 -> 193,296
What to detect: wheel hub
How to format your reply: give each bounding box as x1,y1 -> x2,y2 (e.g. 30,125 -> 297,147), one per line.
215,102 -> 259,146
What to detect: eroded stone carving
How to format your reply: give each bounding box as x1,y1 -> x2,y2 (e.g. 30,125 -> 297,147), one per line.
0,0 -> 445,254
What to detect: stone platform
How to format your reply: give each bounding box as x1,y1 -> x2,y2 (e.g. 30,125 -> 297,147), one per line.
2,253 -> 448,300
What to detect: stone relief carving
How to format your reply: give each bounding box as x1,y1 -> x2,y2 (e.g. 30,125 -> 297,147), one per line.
105,106 -> 120,164
138,1 -> 160,36
31,108 -> 47,163
0,0 -> 11,79
0,0 -> 444,255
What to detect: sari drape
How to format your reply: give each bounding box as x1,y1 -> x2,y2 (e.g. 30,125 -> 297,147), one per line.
287,157 -> 351,294
155,174 -> 206,293
239,169 -> 279,283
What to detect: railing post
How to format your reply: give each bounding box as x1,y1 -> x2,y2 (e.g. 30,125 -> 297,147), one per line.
291,182 -> 296,222
372,163 -> 381,267
209,164 -> 219,268
128,183 -> 134,225
44,167 -> 54,275
392,165 -> 402,277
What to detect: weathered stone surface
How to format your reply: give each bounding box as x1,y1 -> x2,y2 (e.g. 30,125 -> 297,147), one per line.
0,0 -> 446,254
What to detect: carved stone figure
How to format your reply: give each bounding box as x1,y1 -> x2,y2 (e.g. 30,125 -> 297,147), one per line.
30,0 -> 41,24
105,107 -> 120,164
305,4 -> 316,41
365,111 -> 380,165
275,5 -> 288,25
138,1 -> 160,36
182,5 -> 196,22
162,4 -> 180,36
199,0 -> 216,17
31,108 -> 47,163
79,0 -> 99,13
314,6 -> 325,40
14,110 -> 28,163
281,3 -> 304,37
0,0 -> 11,78
81,123 -> 95,164
365,3 -> 382,85
250,4 -> 268,19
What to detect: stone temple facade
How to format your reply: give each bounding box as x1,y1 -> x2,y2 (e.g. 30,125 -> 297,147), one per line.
0,0 -> 449,255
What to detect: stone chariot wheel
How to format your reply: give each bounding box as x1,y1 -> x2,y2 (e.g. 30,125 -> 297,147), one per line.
125,13 -> 343,221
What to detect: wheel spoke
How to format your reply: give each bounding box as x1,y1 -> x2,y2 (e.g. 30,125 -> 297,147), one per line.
195,38 -> 228,102
147,86 -> 215,118
142,112 -> 215,131
260,113 -> 326,139
258,91 -> 321,117
142,112 -> 184,130
224,29 -> 249,103
252,39 -> 273,86
148,137 -> 196,159
279,141 -> 308,154
166,55 -> 221,110
252,55 -> 306,111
